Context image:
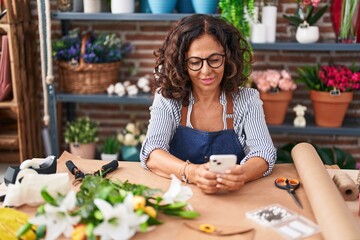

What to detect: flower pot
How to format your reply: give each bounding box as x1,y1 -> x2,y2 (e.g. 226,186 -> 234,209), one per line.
191,0 -> 219,14
70,143 -> 96,159
260,91 -> 293,125
177,0 -> 194,13
121,146 -> 140,161
296,22 -> 319,44
310,90 -> 353,127
140,0 -> 151,13
111,0 -> 135,13
83,0 -> 101,13
147,0 -> 177,14
101,152 -> 119,161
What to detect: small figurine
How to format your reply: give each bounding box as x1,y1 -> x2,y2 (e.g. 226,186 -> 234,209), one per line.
293,104 -> 307,127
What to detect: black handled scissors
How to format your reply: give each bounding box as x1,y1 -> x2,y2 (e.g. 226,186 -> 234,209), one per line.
275,177 -> 303,209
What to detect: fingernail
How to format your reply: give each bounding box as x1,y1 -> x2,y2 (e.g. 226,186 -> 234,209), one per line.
216,184 -> 221,188
225,170 -> 231,174
217,178 -> 222,182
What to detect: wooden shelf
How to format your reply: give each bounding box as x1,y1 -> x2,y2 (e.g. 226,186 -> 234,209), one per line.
0,100 -> 17,108
0,129 -> 19,149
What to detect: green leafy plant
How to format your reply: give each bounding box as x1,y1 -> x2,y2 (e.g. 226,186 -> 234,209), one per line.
64,117 -> 99,144
277,143 -> 356,169
17,174 -> 199,239
283,0 -> 328,26
101,136 -> 120,154
338,0 -> 359,42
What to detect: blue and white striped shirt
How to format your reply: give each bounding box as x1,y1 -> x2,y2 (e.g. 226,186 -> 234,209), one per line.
140,87 -> 277,176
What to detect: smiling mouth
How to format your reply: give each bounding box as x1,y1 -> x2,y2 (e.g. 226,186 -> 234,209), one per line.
201,78 -> 215,85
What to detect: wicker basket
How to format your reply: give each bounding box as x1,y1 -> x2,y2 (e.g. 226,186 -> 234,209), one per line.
57,35 -> 121,94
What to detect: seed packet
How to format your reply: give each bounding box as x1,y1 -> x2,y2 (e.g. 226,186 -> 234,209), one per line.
246,204 -> 319,240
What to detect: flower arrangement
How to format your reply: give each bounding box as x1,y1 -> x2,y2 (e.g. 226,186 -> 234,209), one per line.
52,29 -> 132,63
296,64 -> 360,92
107,75 -> 151,97
250,69 -> 297,93
338,0 -> 359,43
283,0 -> 328,26
17,174 -> 199,240
117,121 -> 146,147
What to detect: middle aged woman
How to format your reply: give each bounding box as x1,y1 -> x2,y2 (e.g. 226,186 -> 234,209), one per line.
140,14 -> 276,194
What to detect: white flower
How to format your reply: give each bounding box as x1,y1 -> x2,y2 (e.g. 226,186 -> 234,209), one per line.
107,84 -> 115,95
117,133 -> 124,143
29,190 -> 80,240
123,80 -> 131,87
114,82 -> 125,96
137,76 -> 149,89
126,85 -> 139,96
142,85 -> 151,93
162,174 -> 193,204
93,194 -> 148,240
124,133 -> 138,146
125,123 -> 136,134
139,134 -> 146,144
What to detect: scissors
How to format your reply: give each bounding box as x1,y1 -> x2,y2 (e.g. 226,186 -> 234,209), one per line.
66,160 -> 119,185
274,177 -> 303,209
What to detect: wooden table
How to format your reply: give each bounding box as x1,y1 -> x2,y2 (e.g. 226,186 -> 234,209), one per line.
19,151 -> 359,240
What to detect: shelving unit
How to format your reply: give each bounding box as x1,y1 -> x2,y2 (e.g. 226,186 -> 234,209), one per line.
47,12 -> 360,157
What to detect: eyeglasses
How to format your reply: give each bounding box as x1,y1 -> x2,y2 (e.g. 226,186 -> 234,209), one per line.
185,53 -> 225,71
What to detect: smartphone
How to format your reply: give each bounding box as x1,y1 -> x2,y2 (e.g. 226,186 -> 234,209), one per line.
209,154 -> 237,173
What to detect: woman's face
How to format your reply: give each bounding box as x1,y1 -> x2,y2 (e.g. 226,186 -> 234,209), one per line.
185,34 -> 225,95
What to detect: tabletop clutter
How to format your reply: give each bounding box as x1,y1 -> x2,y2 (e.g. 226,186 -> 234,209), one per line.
0,143 -> 359,240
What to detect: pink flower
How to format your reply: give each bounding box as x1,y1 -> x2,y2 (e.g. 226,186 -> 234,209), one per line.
318,65 -> 360,92
250,69 -> 297,93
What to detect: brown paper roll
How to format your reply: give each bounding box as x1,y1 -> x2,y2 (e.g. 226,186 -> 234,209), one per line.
332,172 -> 359,201
291,142 -> 360,240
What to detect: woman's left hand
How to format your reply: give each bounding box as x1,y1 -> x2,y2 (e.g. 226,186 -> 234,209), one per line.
214,165 -> 247,191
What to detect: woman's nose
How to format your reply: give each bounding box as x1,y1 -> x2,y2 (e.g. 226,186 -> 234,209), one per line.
200,60 -> 212,74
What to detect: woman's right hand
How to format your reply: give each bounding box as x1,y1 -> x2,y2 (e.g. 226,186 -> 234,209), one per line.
189,163 -> 220,194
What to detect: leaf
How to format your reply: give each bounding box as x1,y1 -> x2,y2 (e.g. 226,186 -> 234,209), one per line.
161,202 -> 187,210
307,5 -> 328,26
315,147 -> 334,165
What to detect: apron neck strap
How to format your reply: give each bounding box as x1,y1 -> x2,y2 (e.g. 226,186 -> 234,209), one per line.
180,93 -> 234,128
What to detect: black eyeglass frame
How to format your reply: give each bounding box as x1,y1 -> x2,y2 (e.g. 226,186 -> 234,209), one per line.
185,53 -> 226,71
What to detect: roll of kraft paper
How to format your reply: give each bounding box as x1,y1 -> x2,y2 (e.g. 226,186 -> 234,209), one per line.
333,172 -> 359,201
291,143 -> 360,240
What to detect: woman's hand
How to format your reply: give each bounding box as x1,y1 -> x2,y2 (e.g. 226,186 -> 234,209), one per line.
214,165 -> 247,192
188,163 -> 220,194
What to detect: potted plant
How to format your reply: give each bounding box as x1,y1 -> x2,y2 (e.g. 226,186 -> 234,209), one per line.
64,117 -> 99,159
100,136 -> 120,161
250,69 -> 297,125
283,0 -> 328,43
296,64 -> 360,127
117,121 -> 146,161
338,0 -> 359,43
52,29 -> 132,94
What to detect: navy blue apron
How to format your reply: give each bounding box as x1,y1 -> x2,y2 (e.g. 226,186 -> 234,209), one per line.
169,94 -> 245,164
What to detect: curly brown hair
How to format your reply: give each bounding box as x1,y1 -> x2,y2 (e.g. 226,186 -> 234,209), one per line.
153,14 -> 253,106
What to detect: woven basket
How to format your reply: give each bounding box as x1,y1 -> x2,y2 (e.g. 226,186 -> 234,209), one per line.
57,35 -> 121,94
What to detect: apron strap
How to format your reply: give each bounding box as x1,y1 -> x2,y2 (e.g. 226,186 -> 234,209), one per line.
226,93 -> 234,129
180,104 -> 188,126
180,93 -> 234,128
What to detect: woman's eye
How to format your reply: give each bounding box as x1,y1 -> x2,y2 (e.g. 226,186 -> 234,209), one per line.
189,60 -> 201,66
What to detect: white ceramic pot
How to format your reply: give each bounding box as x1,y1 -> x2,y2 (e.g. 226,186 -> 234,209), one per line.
83,0 -> 101,13
101,153 -> 119,161
296,22 -> 319,44
111,0 -> 135,13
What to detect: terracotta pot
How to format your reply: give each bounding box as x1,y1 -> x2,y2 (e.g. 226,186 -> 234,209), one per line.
260,91 -> 293,125
310,90 -> 353,127
70,143 -> 96,159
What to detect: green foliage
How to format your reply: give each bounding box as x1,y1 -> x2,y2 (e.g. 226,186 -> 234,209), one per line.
219,0 -> 255,39
101,136 -> 120,154
64,117 -> 98,144
283,4 -> 328,26
276,143 -> 356,169
295,64 -> 329,91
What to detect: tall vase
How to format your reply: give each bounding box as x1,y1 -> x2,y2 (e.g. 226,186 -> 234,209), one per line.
338,0 -> 359,43
260,91 -> 293,125
83,0 -> 101,13
262,5 -> 277,43
121,146 -> 140,161
111,0 -> 135,13
310,90 -> 353,127
147,0 -> 177,14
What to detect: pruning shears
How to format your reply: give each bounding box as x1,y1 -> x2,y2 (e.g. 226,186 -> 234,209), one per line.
65,160 -> 119,185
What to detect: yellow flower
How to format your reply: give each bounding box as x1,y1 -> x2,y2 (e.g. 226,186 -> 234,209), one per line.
132,196 -> 146,210
144,206 -> 157,218
71,224 -> 87,240
199,223 -> 216,233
